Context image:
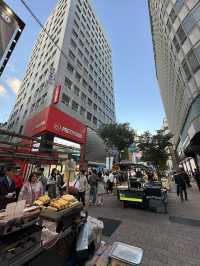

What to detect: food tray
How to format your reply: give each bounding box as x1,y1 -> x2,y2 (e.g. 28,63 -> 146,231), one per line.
0,208 -> 41,236
109,242 -> 143,265
40,202 -> 83,221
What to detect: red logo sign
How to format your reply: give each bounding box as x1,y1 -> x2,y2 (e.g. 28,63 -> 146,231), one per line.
24,106 -> 87,144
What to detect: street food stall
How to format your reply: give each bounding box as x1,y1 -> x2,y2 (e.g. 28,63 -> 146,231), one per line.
0,129 -> 103,265
115,161 -> 168,213
117,179 -> 168,213
0,195 -> 82,264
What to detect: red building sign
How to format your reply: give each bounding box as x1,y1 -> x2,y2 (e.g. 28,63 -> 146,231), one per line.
25,106 -> 87,144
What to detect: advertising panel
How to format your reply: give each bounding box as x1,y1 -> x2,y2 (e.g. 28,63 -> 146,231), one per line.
0,1 -> 25,76
24,106 -> 87,144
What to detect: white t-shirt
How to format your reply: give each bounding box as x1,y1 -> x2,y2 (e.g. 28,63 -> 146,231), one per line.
109,173 -> 114,182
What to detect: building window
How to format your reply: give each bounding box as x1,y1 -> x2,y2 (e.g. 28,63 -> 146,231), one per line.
93,103 -> 97,111
67,63 -> 74,74
75,71 -> 81,82
23,110 -> 28,119
166,19 -> 171,32
94,92 -> 97,99
82,79 -> 87,88
174,0 -> 184,13
85,48 -> 89,56
87,112 -> 92,121
183,4 -> 200,34
65,77 -> 72,89
98,96 -> 102,104
79,38 -> 84,48
83,67 -> 88,77
72,101 -> 79,112
88,86 -> 93,95
70,38 -> 77,49
72,29 -> 78,39
77,60 -> 83,69
84,56 -> 89,66
69,50 -> 75,61
88,98 -> 92,106
62,93 -> 70,105
182,60 -> 191,81
173,36 -> 180,53
80,106 -> 86,115
93,116 -> 97,125
74,85 -> 80,96
177,25 -> 186,44
89,64 -> 93,73
76,4 -> 81,14
195,44 -> 200,61
81,92 -> 86,102
187,50 -> 200,73
19,125 -> 24,134
74,19 -> 79,29
78,49 -> 83,58
89,74 -> 93,83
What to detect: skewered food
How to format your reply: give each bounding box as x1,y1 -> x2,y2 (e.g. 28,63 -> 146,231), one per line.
33,200 -> 43,206
50,199 -> 69,210
62,194 -> 76,203
38,195 -> 50,204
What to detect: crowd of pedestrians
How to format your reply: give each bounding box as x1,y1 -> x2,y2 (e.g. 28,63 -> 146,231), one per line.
73,169 -> 118,207
0,162 -> 119,210
0,163 -> 65,210
2,161 -> 200,210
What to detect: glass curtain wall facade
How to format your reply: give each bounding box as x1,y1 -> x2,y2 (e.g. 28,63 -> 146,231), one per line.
149,0 -> 200,164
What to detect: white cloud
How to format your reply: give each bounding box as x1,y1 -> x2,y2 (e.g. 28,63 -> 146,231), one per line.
7,77 -> 21,94
0,85 -> 7,97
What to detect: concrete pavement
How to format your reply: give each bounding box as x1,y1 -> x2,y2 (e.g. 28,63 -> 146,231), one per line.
87,183 -> 200,266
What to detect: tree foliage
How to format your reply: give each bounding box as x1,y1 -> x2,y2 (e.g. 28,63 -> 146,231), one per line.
138,130 -> 173,173
98,123 -> 135,152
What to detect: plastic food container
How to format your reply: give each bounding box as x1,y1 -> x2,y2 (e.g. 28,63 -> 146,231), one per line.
109,242 -> 143,265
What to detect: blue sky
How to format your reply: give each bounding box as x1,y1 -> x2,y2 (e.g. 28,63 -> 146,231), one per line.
0,0 -> 165,133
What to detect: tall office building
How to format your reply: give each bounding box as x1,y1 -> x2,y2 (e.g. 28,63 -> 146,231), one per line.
149,0 -> 200,166
7,0 -> 115,147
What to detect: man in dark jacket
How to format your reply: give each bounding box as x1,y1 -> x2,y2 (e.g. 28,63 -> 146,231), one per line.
89,169 -> 98,205
174,168 -> 188,202
0,164 -> 17,210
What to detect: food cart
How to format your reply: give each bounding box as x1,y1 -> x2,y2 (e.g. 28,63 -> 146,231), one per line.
115,162 -> 168,213
0,130 -> 103,265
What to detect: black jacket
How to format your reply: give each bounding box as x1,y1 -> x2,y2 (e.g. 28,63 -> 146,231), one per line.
174,173 -> 186,189
0,176 -> 16,210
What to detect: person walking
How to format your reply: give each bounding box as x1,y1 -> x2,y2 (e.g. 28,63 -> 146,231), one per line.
57,170 -> 64,196
97,172 -> 105,206
174,169 -> 188,202
19,172 -> 44,205
182,169 -> 192,188
13,168 -> 23,200
0,164 -> 17,210
103,172 -> 109,193
88,169 -> 98,206
38,167 -> 47,193
77,170 -> 88,207
193,169 -> 200,191
47,168 -> 58,199
108,171 -> 114,194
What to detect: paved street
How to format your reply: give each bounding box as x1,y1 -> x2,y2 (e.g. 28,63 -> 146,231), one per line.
88,183 -> 200,266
